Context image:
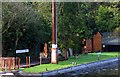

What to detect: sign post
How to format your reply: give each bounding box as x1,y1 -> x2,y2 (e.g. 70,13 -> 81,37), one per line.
97,52 -> 101,61
16,49 -> 30,68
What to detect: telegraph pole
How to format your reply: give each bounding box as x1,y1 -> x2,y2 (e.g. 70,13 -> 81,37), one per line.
51,0 -> 58,64
0,2 -> 2,57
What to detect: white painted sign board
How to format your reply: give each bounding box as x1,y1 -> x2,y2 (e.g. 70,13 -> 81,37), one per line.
52,44 -> 57,48
16,49 -> 29,54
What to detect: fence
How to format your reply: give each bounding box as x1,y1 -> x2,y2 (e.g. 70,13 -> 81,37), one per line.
0,57 -> 20,70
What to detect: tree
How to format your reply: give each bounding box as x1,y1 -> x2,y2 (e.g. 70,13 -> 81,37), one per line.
2,2 -> 51,57
57,2 -> 87,52
57,2 -> 120,53
2,2 -> 119,56
95,2 -> 120,32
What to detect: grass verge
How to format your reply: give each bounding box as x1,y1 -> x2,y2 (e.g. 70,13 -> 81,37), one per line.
22,52 -> 119,73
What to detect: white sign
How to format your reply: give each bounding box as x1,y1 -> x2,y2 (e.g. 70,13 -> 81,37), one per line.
52,44 -> 57,48
16,49 -> 29,54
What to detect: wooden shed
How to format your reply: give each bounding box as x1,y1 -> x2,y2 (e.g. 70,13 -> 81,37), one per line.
93,32 -> 102,51
83,32 -> 102,52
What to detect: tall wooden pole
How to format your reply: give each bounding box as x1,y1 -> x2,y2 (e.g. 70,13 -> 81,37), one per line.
0,2 -> 2,57
51,0 -> 58,64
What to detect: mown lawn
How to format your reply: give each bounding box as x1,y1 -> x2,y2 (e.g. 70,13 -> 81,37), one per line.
22,52 -> 119,73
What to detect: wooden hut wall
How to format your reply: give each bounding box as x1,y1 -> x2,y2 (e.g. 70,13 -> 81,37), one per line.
93,32 -> 102,51
85,39 -> 92,52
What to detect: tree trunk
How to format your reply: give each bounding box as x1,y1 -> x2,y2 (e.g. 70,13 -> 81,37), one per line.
0,41 -> 2,57
15,38 -> 19,50
0,27 -> 2,57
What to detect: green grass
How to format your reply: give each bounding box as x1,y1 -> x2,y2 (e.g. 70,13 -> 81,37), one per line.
22,52 -> 119,73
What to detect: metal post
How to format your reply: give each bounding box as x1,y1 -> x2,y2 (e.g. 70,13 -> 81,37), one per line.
51,0 -> 58,64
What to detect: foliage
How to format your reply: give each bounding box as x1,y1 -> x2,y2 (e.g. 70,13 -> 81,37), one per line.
2,2 -> 120,57
95,3 -> 120,32
2,2 -> 51,57
113,26 -> 120,37
57,2 -> 120,52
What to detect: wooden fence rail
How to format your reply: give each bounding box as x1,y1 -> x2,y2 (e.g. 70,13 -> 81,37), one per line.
0,57 -> 20,70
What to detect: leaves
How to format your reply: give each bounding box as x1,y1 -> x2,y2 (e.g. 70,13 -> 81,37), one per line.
2,2 -> 120,56
2,2 -> 51,56
57,2 -> 120,52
